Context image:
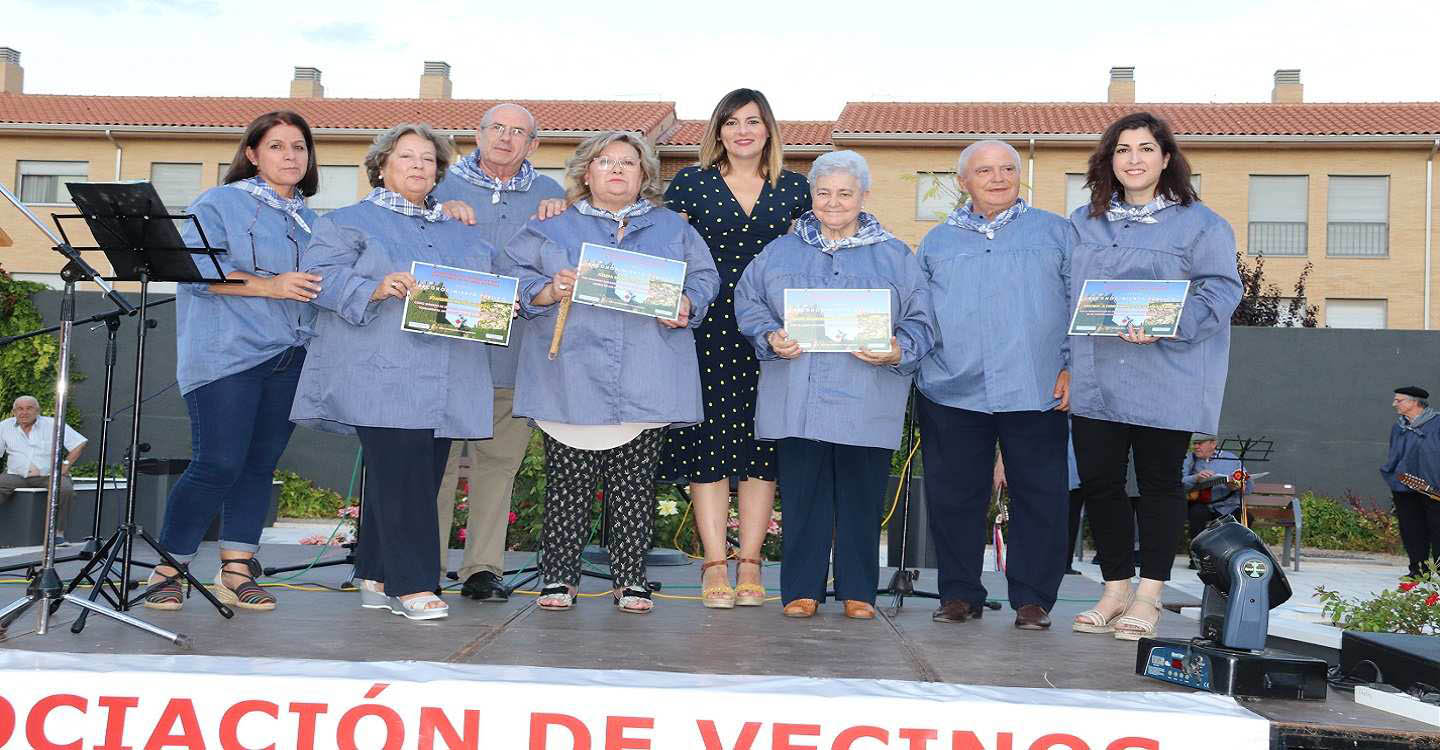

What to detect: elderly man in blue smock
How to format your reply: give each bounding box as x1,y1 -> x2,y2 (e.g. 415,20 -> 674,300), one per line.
502,131 -> 718,614
735,150 -> 934,620
291,123 -> 498,621
1068,112 -> 1241,640
914,140 -> 1075,631
144,111 -> 322,613
1182,434 -> 1253,558
429,104 -> 565,602
1381,385 -> 1440,579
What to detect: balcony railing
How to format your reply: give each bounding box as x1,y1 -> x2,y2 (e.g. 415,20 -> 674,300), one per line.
1327,222 -> 1388,257
1247,221 -> 1307,256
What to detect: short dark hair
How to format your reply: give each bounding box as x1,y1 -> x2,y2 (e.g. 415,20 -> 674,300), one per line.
221,111 -> 320,197
1083,111 -> 1198,219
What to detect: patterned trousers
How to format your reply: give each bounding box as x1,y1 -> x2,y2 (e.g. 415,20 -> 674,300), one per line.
541,428 -> 664,589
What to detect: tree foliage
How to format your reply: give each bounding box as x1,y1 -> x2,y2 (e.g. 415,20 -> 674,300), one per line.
1232,252 -> 1319,327
0,264 -> 84,424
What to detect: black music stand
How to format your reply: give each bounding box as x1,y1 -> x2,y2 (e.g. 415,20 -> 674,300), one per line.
0,179 -> 187,647
55,181 -> 240,630
1218,436 -> 1273,483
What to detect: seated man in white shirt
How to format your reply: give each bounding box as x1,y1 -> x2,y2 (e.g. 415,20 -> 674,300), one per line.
0,395 -> 87,544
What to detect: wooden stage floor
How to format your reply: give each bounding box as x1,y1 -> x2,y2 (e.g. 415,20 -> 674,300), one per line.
0,543 -> 1434,749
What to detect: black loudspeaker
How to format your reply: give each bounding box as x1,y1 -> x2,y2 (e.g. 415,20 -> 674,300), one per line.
885,476 -> 937,569
1340,631 -> 1440,693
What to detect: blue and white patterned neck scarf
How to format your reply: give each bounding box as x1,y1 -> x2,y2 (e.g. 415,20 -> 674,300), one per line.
363,187 -> 448,223
944,197 -> 1028,240
449,151 -> 537,204
228,177 -> 311,233
573,197 -> 654,224
794,211 -> 894,254
1106,193 -> 1176,224
1401,407 -> 1438,433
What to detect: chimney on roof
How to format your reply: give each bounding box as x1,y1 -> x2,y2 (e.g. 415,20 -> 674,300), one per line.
1107,66 -> 1135,104
0,47 -> 22,94
1272,69 -> 1302,104
290,66 -> 324,98
420,61 -> 451,100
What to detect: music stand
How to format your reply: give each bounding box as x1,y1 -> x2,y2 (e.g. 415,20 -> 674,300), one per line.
0,179 -> 187,647
1218,436 -> 1273,483
55,181 -> 239,630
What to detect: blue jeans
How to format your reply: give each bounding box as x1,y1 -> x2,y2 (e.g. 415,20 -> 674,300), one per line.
159,347 -> 305,561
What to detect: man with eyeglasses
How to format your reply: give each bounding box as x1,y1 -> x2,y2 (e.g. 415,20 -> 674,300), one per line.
430,103 -> 564,601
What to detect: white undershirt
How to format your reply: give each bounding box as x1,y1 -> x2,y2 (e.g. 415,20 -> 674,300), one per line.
536,421 -> 667,451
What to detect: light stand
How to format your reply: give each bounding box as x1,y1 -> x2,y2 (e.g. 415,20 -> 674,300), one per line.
0,180 -> 188,647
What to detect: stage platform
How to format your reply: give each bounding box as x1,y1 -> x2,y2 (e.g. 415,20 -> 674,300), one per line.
0,543 -> 1435,749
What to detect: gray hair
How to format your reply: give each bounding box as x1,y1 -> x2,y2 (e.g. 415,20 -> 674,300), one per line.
807,150 -> 871,193
562,131 -> 664,205
363,123 -> 453,189
956,139 -> 1022,175
480,103 -> 539,141
12,395 -> 38,409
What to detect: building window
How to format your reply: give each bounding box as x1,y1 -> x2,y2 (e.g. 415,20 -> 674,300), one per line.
1327,176 -> 1388,257
1247,176 -> 1308,256
1065,174 -> 1090,216
311,166 -> 360,214
1325,298 -> 1387,329
915,172 -> 960,221
150,163 -> 204,214
536,167 -> 567,189
17,161 -> 88,204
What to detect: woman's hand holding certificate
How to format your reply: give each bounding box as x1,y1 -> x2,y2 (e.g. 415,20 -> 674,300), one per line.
767,329 -> 803,359
371,271 -> 417,302
853,337 -> 901,366
658,295 -> 692,329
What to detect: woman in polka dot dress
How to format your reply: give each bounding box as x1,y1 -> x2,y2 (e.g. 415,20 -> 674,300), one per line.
658,88 -> 810,608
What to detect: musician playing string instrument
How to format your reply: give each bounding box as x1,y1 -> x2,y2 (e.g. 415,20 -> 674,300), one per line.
1380,385 -> 1440,579
1180,434 -> 1253,558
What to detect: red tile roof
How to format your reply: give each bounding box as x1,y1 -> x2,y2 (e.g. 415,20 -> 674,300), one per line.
0,94 -> 676,135
834,102 -> 1440,137
659,119 -> 834,147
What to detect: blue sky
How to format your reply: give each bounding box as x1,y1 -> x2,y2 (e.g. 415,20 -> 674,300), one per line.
6,0 -> 1436,119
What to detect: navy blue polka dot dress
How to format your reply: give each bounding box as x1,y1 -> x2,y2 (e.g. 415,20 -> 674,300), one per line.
658,166 -> 811,483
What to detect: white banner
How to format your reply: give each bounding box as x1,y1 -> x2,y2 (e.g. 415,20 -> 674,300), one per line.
0,650 -> 1268,749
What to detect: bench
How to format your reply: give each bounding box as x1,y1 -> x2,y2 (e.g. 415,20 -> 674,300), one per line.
1240,481 -> 1301,571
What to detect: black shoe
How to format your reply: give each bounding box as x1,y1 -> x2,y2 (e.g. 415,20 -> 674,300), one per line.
462,571 -> 509,602
1187,558 -> 1199,570
1065,567 -> 1081,575
932,600 -> 982,623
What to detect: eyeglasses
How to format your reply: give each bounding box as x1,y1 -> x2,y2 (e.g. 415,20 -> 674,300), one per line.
593,156 -> 640,172
484,123 -> 531,141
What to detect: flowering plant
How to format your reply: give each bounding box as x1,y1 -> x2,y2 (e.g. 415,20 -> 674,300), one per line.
1316,561 -> 1440,635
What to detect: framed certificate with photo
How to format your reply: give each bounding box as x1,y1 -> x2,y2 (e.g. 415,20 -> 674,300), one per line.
783,288 -> 893,353
1068,279 -> 1190,337
401,261 -> 519,346
572,242 -> 688,321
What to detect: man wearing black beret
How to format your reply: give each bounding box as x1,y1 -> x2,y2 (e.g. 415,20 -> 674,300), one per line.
1381,386 -> 1440,578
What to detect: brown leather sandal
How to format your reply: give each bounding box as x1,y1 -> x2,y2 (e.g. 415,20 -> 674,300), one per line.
734,557 -> 767,606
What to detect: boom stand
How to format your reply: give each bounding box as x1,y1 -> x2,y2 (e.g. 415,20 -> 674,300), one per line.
0,299 -> 174,592
52,181 -> 239,630
0,180 -> 188,647
262,462 -> 366,581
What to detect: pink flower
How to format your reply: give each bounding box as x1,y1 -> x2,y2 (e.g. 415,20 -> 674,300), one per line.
766,520 -> 781,536
595,490 -> 605,502
458,528 -> 467,541
456,502 -> 468,512
298,534 -> 331,546
1427,593 -> 1439,607
508,511 -> 518,525
337,505 -> 360,519
726,518 -> 740,530
1399,581 -> 1419,592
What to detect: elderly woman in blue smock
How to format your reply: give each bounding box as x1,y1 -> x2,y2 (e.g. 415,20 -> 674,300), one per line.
146,111 -> 322,614
291,123 -> 497,621
502,131 -> 718,614
1067,112 -> 1241,641
734,150 -> 933,621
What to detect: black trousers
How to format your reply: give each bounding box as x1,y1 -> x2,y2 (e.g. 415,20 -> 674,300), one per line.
1072,415 -> 1190,582
917,396 -> 1069,610
353,427 -> 451,597
540,429 -> 665,589
776,438 -> 891,604
1392,490 -> 1440,577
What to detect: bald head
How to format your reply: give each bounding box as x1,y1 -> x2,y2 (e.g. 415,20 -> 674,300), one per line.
480,103 -> 538,137
475,103 -> 540,179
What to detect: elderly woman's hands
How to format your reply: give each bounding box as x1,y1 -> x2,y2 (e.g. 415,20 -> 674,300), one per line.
1119,323 -> 1159,345
371,271 -> 417,302
658,295 -> 692,329
767,329 -> 803,359
853,337 -> 902,366
258,271 -> 323,302
532,268 -> 578,307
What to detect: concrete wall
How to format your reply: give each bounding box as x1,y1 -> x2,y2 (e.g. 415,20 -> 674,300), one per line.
21,290 -> 1440,503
